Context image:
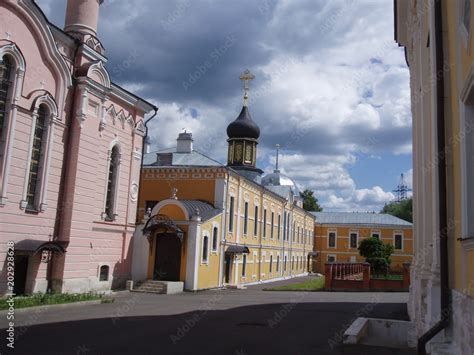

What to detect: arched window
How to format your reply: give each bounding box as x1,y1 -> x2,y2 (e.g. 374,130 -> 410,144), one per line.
26,105 -> 48,210
99,265 -> 109,281
0,45 -> 26,204
202,235 -> 209,263
212,226 -> 218,252
242,254 -> 247,276
0,56 -> 12,160
276,255 -> 280,272
269,255 -> 273,273
105,145 -> 120,220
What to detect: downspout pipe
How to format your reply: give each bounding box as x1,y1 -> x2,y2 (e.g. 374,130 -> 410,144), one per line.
48,39 -> 81,293
417,0 -> 450,353
136,107 -> 158,221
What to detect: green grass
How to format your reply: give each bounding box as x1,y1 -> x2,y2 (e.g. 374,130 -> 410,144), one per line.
264,277 -> 325,291
371,274 -> 403,281
0,292 -> 112,310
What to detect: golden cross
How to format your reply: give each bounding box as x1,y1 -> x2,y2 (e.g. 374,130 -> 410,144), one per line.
239,69 -> 255,107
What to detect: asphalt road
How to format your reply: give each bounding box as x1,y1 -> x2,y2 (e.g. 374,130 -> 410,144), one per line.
0,278 -> 414,355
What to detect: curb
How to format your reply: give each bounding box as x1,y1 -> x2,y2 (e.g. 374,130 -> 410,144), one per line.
0,299 -> 104,315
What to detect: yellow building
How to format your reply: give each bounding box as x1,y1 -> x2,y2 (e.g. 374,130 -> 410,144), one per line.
131,72 -> 315,291
313,212 -> 413,273
395,0 -> 474,353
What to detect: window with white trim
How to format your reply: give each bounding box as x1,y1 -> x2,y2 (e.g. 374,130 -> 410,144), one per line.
270,212 -> 274,239
350,232 -> 358,249
202,235 -> 209,263
244,201 -> 249,235
328,231 -> 336,248
263,208 -> 267,238
269,254 -> 273,273
212,226 -> 218,252
26,105 -> 48,210
394,233 -> 403,250
229,196 -> 234,232
284,255 -> 287,271
276,255 -> 280,272
253,205 -> 258,236
99,265 -> 109,281
372,232 -> 380,240
277,214 -> 281,240
105,145 -> 120,221
0,56 -> 12,174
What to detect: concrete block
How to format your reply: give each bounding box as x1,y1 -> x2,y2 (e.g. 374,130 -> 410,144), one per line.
343,317 -> 369,344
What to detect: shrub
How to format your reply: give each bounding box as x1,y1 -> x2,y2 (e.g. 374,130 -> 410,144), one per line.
358,237 -> 394,274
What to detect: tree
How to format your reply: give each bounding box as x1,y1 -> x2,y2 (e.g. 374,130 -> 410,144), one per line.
358,237 -> 394,275
300,189 -> 322,212
381,197 -> 412,222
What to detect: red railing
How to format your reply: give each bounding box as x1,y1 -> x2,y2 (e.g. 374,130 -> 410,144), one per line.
324,262 -> 411,290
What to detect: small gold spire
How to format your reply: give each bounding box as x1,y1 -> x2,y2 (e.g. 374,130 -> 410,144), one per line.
239,69 -> 255,107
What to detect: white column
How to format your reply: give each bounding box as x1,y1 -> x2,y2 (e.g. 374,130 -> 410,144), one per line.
185,216 -> 201,290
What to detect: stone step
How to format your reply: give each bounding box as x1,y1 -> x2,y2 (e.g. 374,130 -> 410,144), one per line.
130,289 -> 165,294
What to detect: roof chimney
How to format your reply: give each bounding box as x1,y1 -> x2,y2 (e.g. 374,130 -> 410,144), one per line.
65,0 -> 103,38
176,131 -> 193,153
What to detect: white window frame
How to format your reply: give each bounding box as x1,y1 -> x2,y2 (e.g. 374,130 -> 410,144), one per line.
0,44 -> 26,205
349,231 -> 359,249
228,194 -> 235,233
201,232 -> 210,264
371,230 -> 381,240
211,224 -> 219,253
20,94 -> 59,212
242,254 -> 247,277
393,231 -> 404,251
328,229 -> 337,248
98,264 -> 110,282
101,139 -> 122,221
253,204 -> 258,237
243,201 -> 249,236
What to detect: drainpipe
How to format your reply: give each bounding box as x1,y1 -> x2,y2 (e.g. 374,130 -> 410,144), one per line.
417,0 -> 450,353
136,107 -> 158,221
48,39 -> 82,293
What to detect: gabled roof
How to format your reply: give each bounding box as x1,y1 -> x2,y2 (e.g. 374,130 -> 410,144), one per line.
143,148 -> 224,167
311,212 -> 412,227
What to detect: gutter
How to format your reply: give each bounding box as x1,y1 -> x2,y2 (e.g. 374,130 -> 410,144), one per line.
136,107 -> 158,222
417,0 -> 450,353
48,39 -> 81,292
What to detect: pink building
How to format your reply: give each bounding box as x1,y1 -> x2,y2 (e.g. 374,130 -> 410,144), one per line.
0,0 -> 156,294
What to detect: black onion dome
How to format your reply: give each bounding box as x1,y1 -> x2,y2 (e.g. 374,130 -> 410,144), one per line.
226,106 -> 260,139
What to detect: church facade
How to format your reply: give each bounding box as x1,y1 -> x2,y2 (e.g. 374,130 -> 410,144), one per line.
132,73 -> 315,290
0,1 -> 155,295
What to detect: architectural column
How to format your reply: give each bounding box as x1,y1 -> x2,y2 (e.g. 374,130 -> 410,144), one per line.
185,215 -> 201,290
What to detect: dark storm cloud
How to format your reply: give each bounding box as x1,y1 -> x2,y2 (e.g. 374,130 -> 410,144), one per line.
37,0 -> 412,210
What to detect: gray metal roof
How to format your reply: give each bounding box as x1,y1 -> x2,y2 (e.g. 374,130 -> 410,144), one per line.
311,212 -> 412,227
180,200 -> 222,222
143,148 -> 224,167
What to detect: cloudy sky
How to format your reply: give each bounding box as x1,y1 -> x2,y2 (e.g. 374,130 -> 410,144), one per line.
38,0 -> 412,212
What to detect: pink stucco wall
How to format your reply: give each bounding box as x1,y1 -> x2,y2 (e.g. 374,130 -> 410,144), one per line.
0,1 -> 150,294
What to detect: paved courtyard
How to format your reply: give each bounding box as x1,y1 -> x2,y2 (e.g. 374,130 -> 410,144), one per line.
1,277 -> 414,354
